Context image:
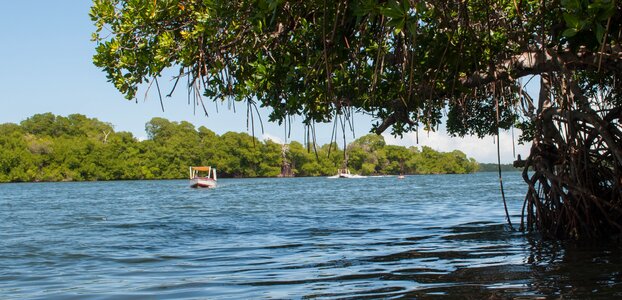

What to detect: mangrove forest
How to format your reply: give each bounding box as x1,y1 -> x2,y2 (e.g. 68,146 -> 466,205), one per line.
0,113 -> 478,182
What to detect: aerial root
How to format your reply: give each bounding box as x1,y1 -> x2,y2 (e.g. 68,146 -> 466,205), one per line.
522,107 -> 622,240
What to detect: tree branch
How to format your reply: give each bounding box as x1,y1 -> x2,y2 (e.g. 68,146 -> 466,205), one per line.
460,46 -> 622,88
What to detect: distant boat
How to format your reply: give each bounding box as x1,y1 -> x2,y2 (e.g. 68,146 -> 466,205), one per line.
189,166 -> 217,188
397,174 -> 405,179
328,168 -> 366,179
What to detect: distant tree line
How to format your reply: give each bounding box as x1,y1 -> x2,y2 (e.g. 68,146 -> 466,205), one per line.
0,113 -> 479,182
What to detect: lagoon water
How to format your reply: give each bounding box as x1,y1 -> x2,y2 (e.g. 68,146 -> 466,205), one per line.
1,172 -> 621,299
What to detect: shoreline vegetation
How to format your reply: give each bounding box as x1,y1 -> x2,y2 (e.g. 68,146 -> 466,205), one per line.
0,113 -> 483,183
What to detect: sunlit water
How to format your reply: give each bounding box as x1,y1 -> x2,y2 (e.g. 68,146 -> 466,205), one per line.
1,172 -> 621,299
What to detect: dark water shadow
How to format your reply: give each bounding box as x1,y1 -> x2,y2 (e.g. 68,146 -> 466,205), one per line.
289,223 -> 622,299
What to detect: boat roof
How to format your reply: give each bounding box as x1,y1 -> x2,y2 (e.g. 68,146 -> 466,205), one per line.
191,166 -> 211,171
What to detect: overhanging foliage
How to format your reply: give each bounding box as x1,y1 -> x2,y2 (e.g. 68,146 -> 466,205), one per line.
91,0 -> 622,240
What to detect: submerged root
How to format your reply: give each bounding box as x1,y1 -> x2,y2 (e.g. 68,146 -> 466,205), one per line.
521,107 -> 622,240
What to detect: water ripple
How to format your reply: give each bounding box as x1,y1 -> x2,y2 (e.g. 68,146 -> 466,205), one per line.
1,174 -> 622,298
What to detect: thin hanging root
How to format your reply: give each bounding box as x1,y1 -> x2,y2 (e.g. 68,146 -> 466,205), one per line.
339,113 -> 347,162
327,109 -> 339,158
495,88 -> 514,230
348,106 -> 356,139
195,80 -> 209,117
311,121 -> 319,160
247,99 -> 256,147
166,68 -> 184,98
155,77 -> 165,112
251,101 -> 265,134
289,114 -> 295,139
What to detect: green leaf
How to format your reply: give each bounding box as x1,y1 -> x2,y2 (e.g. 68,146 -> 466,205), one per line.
563,13 -> 580,28
561,0 -> 581,10
380,4 -> 404,19
402,0 -> 410,13
596,3 -> 616,21
562,28 -> 578,38
595,23 -> 605,44
387,17 -> 404,29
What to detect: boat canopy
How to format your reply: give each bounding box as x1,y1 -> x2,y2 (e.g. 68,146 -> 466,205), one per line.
191,166 -> 211,171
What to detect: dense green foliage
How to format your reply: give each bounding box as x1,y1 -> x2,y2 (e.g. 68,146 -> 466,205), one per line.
0,113 -> 478,182
90,0 -> 620,137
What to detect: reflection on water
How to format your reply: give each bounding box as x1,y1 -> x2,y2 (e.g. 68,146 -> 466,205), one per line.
0,173 -> 621,299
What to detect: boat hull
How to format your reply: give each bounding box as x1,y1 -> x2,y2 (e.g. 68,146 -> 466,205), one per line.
190,177 -> 217,188
328,173 -> 367,179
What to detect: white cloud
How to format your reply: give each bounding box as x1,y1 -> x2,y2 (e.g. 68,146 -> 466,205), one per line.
383,129 -> 531,164
261,133 -> 284,144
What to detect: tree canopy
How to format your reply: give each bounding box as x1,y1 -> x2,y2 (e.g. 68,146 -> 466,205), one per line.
0,114 -> 478,182
90,1 -> 622,239
91,0 -> 620,135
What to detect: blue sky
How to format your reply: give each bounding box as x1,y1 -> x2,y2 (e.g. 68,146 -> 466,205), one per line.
0,1 -> 530,163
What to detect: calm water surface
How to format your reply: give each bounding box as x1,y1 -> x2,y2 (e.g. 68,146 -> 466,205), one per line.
1,172 -> 621,299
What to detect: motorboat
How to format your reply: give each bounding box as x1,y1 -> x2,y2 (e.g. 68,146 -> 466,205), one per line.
189,166 -> 217,188
328,168 -> 366,179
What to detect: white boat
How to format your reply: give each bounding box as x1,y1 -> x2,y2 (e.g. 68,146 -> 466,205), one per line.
189,166 -> 217,188
328,168 -> 366,179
